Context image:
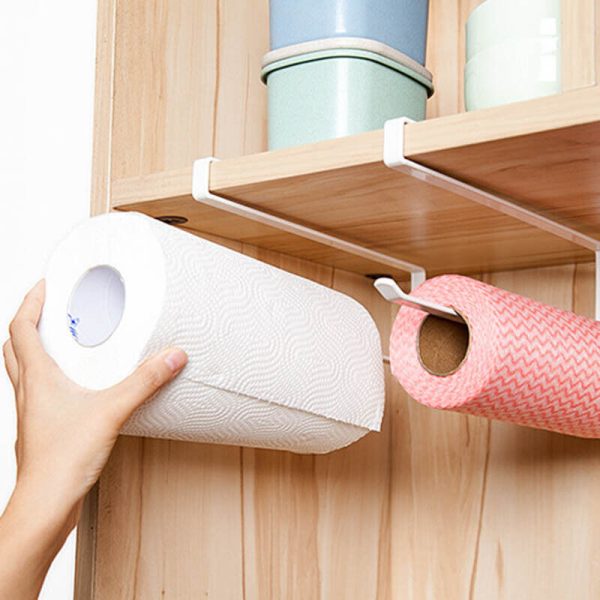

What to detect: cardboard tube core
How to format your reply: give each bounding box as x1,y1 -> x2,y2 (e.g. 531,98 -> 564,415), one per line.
418,314 -> 470,377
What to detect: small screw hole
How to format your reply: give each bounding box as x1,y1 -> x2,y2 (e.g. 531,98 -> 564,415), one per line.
156,215 -> 188,226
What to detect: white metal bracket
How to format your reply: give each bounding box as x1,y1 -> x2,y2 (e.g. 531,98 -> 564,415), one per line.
190,119 -> 600,322
382,117 -> 600,321
192,155 -> 427,283
383,117 -> 600,252
192,158 -> 451,318
374,277 -> 462,322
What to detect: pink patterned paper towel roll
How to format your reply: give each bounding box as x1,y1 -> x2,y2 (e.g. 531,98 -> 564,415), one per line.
390,274 -> 600,438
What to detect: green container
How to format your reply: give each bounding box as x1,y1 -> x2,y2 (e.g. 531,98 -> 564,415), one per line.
465,37 -> 560,111
466,0 -> 560,62
464,0 -> 561,111
261,38 -> 434,150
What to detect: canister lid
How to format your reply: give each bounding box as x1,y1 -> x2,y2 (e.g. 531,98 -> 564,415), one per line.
261,37 -> 434,95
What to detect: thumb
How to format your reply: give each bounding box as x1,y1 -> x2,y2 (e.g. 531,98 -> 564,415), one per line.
102,348 -> 188,424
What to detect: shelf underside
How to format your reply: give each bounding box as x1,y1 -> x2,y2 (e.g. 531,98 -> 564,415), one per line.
112,87 -> 600,279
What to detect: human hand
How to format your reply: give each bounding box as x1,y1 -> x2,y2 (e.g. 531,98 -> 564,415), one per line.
0,280 -> 187,599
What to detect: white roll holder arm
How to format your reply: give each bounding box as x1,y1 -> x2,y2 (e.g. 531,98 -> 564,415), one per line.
191,119 -> 600,322
192,156 -> 426,277
382,117 -> 600,321
192,157 -> 452,319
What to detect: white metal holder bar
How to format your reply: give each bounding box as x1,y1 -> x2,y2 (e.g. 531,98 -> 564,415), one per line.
191,157 -> 426,279
191,121 -> 600,322
382,117 -> 600,321
192,158 -> 448,318
374,277 -> 462,322
383,118 -> 600,252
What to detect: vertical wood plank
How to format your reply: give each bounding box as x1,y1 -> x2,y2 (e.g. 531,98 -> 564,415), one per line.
111,0 -> 268,180
468,265 -> 600,599
74,483 -> 99,600
562,0 -> 596,91
239,247 -> 332,600
238,257 -> 396,600
94,438 -> 246,599
426,0 -> 483,118
90,0 -> 117,216
388,394 -> 490,598
94,436 -> 145,598
75,0 -> 118,596
316,270 -> 394,600
596,0 -> 600,83
242,450 -> 322,600
137,440 -> 244,599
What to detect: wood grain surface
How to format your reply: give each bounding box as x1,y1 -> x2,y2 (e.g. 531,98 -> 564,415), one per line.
90,260 -> 600,600
79,1 -> 600,598
109,1 -> 600,279
111,94 -> 600,278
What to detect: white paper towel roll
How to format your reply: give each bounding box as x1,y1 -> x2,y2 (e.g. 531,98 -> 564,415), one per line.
39,212 -> 385,453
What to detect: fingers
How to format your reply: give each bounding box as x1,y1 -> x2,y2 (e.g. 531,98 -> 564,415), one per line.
102,348 -> 188,424
9,280 -> 47,363
2,340 -> 18,389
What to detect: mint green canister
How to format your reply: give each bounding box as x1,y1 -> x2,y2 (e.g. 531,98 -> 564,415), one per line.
465,0 -> 561,111
466,0 -> 560,62
261,38 -> 434,150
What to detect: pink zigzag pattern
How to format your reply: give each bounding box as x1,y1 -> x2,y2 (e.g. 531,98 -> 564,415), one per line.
390,275 -> 600,438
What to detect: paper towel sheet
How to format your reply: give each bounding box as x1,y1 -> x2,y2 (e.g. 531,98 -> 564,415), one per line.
390,274 -> 600,438
40,212 -> 385,453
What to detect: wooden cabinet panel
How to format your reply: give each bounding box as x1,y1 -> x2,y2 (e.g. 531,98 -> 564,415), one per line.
79,1 -> 600,598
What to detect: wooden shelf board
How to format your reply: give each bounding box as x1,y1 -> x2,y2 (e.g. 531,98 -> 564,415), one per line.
114,196 -> 412,280
410,86 -> 600,239
112,88 -> 600,278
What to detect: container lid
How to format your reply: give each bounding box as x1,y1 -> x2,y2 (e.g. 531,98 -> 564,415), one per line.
261,37 -> 434,95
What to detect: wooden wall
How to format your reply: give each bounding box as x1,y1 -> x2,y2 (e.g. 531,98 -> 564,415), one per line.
77,1 -> 600,598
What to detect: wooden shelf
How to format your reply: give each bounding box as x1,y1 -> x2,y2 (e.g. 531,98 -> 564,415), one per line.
112,86 -> 600,279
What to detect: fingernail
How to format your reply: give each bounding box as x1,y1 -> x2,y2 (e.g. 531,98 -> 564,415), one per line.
164,348 -> 188,373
